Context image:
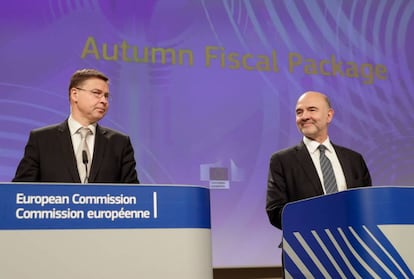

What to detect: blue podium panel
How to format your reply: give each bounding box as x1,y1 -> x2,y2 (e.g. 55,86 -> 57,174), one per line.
282,186 -> 414,279
0,183 -> 212,279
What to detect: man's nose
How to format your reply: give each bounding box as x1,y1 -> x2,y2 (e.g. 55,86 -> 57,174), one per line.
301,110 -> 310,119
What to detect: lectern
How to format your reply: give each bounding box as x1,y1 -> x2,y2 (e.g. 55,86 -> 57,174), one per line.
0,183 -> 213,279
282,186 -> 414,278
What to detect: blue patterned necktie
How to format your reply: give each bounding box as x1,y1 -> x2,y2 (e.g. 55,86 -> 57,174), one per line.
318,145 -> 338,194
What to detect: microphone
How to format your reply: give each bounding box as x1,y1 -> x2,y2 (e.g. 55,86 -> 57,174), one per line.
82,150 -> 88,165
82,150 -> 89,183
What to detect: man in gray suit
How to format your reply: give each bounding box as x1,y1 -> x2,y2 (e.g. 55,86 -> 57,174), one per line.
266,91 -> 371,230
13,69 -> 139,184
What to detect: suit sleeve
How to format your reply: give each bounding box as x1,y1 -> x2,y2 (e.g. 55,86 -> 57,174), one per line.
266,153 -> 287,230
12,131 -> 40,182
120,136 -> 140,183
359,153 -> 372,187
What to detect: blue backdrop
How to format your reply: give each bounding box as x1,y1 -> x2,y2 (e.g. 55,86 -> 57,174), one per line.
1,0 -> 413,267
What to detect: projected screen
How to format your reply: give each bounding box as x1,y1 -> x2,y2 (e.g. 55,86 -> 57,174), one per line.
1,0 -> 413,267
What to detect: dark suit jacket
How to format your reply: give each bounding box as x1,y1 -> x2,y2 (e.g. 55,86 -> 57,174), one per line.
266,141 -> 371,230
13,120 -> 139,184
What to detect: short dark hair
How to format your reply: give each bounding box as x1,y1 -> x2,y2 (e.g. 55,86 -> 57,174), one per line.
68,69 -> 109,99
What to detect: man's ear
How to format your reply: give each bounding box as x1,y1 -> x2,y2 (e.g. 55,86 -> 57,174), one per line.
70,88 -> 78,102
327,108 -> 334,123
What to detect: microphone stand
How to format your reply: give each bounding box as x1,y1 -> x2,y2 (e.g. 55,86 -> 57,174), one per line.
82,150 -> 89,183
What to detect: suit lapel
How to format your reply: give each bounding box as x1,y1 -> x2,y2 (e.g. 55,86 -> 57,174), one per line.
294,142 -> 324,194
89,125 -> 107,182
57,121 -> 81,182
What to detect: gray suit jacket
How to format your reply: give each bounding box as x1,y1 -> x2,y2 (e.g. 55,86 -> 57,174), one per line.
13,120 -> 139,183
266,141 -> 371,229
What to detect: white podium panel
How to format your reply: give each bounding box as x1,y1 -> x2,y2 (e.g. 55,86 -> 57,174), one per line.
0,183 -> 212,279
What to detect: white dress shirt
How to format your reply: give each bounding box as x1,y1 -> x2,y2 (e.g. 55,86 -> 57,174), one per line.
68,115 -> 96,161
303,136 -> 347,193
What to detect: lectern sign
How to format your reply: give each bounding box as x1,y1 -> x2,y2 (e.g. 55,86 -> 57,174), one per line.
0,183 -> 211,229
282,186 -> 414,278
0,183 -> 213,279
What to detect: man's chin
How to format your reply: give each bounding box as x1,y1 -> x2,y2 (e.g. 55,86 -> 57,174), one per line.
301,127 -> 314,134
92,113 -> 106,122
301,130 -> 317,139
96,109 -> 107,114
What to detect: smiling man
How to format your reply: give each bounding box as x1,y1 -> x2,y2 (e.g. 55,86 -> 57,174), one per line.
266,91 -> 371,230
13,69 -> 139,184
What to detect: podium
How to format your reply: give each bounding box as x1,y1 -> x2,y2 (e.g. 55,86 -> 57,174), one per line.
282,186 -> 414,278
0,183 -> 212,279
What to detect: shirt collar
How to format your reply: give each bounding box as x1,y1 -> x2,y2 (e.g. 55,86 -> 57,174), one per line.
68,115 -> 97,136
303,136 -> 334,154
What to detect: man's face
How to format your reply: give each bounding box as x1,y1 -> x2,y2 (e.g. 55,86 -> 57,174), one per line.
71,78 -> 109,125
295,92 -> 333,142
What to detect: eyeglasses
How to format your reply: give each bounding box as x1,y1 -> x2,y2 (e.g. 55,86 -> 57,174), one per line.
76,87 -> 111,101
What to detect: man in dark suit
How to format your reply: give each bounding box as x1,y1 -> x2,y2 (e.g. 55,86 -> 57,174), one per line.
13,69 -> 139,184
266,91 -> 371,230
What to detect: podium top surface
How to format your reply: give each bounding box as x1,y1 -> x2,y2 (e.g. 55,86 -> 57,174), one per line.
283,186 -> 414,229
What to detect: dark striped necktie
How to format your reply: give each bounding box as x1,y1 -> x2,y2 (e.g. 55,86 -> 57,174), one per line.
318,145 -> 338,194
